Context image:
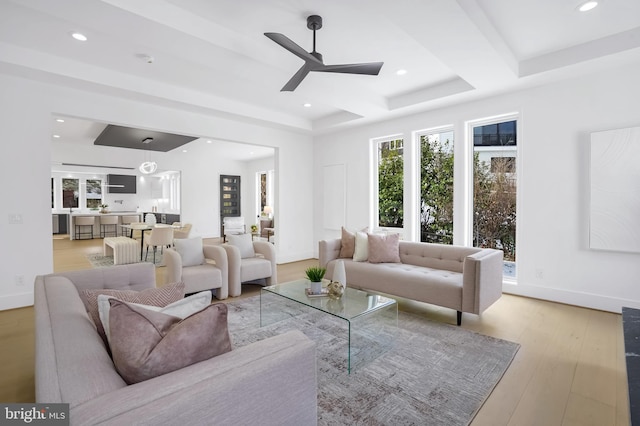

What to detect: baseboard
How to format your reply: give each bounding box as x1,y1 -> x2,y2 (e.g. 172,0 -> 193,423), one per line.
503,281 -> 640,314
0,291 -> 34,311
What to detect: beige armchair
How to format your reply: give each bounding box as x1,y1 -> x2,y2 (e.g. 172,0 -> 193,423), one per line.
223,239 -> 277,297
164,243 -> 229,299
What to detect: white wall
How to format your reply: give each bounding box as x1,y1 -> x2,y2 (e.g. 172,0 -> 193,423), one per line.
0,74 -> 313,310
313,61 -> 640,313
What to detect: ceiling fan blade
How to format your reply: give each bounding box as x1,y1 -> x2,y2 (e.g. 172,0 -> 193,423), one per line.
264,32 -> 322,65
281,64 -> 312,92
317,62 -> 384,75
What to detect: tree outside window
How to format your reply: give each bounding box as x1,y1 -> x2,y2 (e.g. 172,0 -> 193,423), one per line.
377,139 -> 403,228
86,179 -> 102,209
62,178 -> 79,209
473,120 -> 517,272
420,132 -> 454,244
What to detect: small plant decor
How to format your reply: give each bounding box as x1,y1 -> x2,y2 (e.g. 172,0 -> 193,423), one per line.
250,224 -> 258,233
305,266 -> 326,282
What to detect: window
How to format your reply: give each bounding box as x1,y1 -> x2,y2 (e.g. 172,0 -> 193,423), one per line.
419,131 -> 454,244
85,179 -> 102,209
62,178 -> 79,209
377,138 -> 404,228
472,119 -> 517,278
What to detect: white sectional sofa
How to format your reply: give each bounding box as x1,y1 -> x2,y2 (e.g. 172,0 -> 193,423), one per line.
319,238 -> 504,325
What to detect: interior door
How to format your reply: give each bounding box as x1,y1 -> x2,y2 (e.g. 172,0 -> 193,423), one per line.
220,174 -> 241,235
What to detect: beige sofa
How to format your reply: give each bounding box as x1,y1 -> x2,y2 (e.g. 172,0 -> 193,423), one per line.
319,239 -> 504,325
34,263 -> 317,425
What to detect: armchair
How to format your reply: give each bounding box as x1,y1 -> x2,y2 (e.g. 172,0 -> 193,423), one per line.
223,238 -> 277,297
164,242 -> 229,299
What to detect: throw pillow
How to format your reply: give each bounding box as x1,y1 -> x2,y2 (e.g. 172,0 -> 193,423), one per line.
339,226 -> 369,258
174,237 -> 205,267
80,281 -> 185,344
97,290 -> 212,346
227,233 -> 256,259
108,300 -> 232,384
352,231 -> 369,262
368,233 -> 401,263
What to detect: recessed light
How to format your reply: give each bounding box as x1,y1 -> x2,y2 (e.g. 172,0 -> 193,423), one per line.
56,119 -> 65,123
396,69 -> 407,76
71,32 -> 87,41
142,137 -> 154,144
53,134 -> 61,138
206,140 -> 212,144
303,103 -> 312,108
182,149 -> 188,153
578,1 -> 598,11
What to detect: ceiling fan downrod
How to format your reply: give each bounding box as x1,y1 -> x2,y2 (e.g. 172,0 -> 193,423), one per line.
307,15 -> 323,62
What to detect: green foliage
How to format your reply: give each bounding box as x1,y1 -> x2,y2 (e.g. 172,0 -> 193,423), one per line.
378,142 -> 403,227
420,136 -> 454,244
305,266 -> 326,282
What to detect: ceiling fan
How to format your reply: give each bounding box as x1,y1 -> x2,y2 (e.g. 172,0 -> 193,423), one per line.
265,15 -> 384,92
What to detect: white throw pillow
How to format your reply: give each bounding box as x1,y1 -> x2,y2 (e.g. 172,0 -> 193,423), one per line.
352,231 -> 369,262
227,233 -> 256,259
98,290 -> 212,346
174,237 -> 205,267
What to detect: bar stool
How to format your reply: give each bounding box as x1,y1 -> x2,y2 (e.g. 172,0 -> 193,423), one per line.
75,216 -> 95,240
120,215 -> 140,237
100,215 -> 119,238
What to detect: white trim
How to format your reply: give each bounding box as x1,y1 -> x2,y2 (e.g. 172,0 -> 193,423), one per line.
0,292 -> 34,311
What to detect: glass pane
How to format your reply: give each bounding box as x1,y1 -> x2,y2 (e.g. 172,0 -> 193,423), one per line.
62,178 -> 79,209
420,131 -> 454,244
473,120 -> 517,278
86,179 -> 102,209
378,139 -> 403,227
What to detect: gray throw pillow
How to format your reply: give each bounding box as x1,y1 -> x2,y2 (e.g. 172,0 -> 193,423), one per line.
108,300 -> 232,384
227,233 -> 256,258
174,237 -> 205,267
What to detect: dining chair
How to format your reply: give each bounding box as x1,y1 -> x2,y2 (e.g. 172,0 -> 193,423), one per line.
144,226 -> 174,263
120,215 -> 141,237
172,222 -> 192,240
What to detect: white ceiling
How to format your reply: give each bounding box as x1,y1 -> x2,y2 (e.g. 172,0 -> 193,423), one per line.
2,0 -> 640,140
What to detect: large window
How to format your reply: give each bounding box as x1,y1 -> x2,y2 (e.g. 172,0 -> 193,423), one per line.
85,179 -> 102,209
62,178 -> 79,209
419,130 -> 454,244
377,138 -> 404,228
472,119 -> 517,277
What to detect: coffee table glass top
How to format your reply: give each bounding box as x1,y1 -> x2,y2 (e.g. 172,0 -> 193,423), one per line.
261,279 -> 395,320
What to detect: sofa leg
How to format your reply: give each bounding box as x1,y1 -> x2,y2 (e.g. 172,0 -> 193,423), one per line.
457,311 -> 462,326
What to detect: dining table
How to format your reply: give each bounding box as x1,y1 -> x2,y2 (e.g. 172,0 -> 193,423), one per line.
119,223 -> 179,261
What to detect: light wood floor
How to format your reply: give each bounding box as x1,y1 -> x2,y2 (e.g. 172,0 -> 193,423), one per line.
0,236 -> 630,425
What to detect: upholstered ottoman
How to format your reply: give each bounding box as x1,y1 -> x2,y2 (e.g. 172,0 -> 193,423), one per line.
103,236 -> 139,265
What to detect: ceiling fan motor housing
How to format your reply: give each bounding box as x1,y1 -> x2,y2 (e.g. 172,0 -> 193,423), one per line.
307,15 -> 322,30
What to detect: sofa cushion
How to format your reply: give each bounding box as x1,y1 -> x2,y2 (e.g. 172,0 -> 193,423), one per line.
97,290 -> 212,346
368,233 -> 401,263
80,281 -> 185,343
227,233 -> 256,258
174,237 -> 205,267
339,226 -> 369,258
108,299 -> 232,384
353,231 -> 369,262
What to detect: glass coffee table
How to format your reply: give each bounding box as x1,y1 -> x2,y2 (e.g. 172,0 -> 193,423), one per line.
260,279 -> 397,373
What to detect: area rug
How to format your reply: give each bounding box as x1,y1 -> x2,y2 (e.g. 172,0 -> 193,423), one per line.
86,251 -> 164,267
225,296 -> 519,426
